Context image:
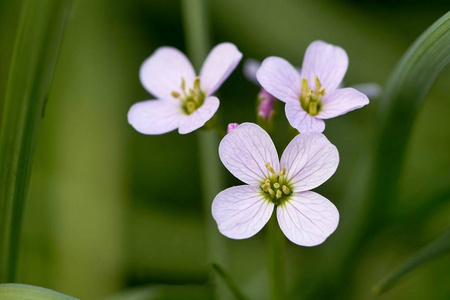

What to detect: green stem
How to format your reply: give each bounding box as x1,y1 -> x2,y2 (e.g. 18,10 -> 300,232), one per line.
0,0 -> 71,282
268,215 -> 285,300
181,0 -> 229,298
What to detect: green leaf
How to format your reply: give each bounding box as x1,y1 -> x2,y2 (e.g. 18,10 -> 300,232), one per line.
0,283 -> 78,299
0,0 -> 72,282
372,227 -> 450,295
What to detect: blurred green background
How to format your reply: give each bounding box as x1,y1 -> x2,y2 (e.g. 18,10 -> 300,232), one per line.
0,0 -> 449,299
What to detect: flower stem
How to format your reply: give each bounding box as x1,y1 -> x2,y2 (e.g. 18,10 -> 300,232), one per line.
181,0 -> 230,298
0,0 -> 71,282
268,214 -> 285,300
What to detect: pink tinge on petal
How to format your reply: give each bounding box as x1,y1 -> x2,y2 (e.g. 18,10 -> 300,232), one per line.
200,43 -> 243,96
277,191 -> 339,247
178,96 -> 220,134
257,88 -> 276,121
256,57 -> 302,103
127,99 -> 183,135
227,123 -> 239,134
280,132 -> 339,192
219,123 -> 280,185
317,88 -> 369,119
285,101 -> 325,133
212,185 -> 274,239
139,47 -> 196,99
300,41 -> 348,93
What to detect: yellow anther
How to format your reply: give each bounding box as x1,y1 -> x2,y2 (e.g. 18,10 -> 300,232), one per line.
265,162 -> 276,174
193,77 -> 200,90
171,91 -> 180,98
301,78 -> 309,93
273,183 -> 280,189
268,188 -> 275,198
276,190 -> 282,199
181,77 -> 186,92
279,167 -> 286,176
261,182 -> 271,192
282,185 -> 290,195
314,75 -> 322,90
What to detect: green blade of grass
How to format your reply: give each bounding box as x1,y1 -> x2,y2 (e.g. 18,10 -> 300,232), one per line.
0,0 -> 72,282
0,283 -> 78,299
372,227 -> 450,295
212,264 -> 249,300
366,10 -> 450,227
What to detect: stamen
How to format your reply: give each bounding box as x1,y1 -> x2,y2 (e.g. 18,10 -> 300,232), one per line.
268,188 -> 275,198
301,78 -> 309,93
279,167 -> 286,176
276,190 -> 282,199
193,77 -> 200,90
265,162 -> 276,174
314,75 -> 322,90
273,183 -> 280,189
181,77 -> 186,92
171,91 -> 180,98
282,185 -> 290,195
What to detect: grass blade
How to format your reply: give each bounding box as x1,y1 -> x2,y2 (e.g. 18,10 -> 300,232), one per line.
0,283 -> 77,299
0,0 -> 72,282
212,264 -> 249,300
366,10 -> 450,226
372,228 -> 450,295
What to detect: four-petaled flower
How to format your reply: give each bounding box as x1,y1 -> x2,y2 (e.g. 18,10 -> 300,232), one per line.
257,40 -> 369,133
212,123 -> 340,246
128,43 -> 242,135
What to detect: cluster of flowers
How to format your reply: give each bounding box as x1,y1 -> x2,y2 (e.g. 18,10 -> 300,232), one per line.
128,41 -> 370,247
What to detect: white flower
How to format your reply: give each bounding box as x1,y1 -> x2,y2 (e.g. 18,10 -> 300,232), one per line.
257,41 -> 370,133
128,43 -> 242,135
212,123 -> 340,246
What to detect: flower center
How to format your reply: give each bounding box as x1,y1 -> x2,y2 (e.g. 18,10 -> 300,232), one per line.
299,75 -> 326,116
171,77 -> 205,115
260,162 -> 292,206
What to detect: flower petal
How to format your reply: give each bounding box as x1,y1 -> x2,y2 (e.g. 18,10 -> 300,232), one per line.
351,83 -> 382,99
178,96 -> 220,134
277,191 -> 339,246
200,43 -> 243,96
280,132 -> 338,192
128,99 -> 183,135
300,41 -> 348,93
285,101 -> 325,133
140,47 -> 196,99
243,58 -> 261,85
317,88 -> 369,119
219,123 -> 279,185
212,185 -> 274,239
256,57 -> 302,103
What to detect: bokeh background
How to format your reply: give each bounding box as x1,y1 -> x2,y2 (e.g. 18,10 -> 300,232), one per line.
0,0 -> 449,299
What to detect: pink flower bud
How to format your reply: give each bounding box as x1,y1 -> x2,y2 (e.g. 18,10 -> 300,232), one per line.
227,123 -> 239,134
257,88 -> 275,121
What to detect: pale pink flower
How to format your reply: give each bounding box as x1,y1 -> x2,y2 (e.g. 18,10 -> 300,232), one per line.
257,41 -> 370,133
227,123 -> 239,134
128,43 -> 242,135
212,123 -> 339,246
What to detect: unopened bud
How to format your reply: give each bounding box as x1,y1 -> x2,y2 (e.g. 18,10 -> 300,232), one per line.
227,123 -> 239,134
